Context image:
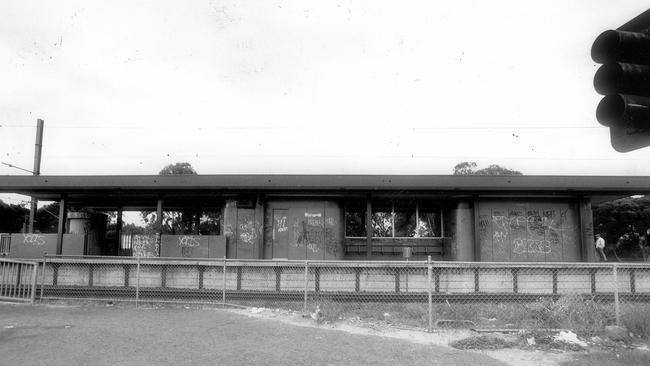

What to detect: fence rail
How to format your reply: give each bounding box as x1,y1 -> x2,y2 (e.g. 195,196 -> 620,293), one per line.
25,255 -> 650,332
0,258 -> 39,303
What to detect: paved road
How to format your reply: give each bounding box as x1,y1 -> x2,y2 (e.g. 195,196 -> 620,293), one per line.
0,303 -> 507,366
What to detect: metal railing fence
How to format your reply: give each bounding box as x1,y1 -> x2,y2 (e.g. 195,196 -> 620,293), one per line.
0,234 -> 11,256
0,258 -> 39,303
33,255 -> 650,333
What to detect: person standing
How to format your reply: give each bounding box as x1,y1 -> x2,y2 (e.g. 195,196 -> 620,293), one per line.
595,234 -> 607,261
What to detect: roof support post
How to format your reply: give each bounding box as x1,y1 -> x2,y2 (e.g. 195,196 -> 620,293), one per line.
116,207 -> 123,255
55,195 -> 67,255
28,119 -> 44,233
156,196 -> 163,257
578,196 -> 596,262
473,196 -> 481,262
366,194 -> 372,259
194,207 -> 200,235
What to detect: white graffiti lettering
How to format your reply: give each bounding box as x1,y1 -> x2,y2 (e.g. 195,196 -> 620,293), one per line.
132,235 -> 158,257
23,234 -> 45,246
275,216 -> 288,232
178,236 -> 201,248
307,242 -> 319,253
305,212 -> 323,226
492,214 -> 565,236
512,238 -> 553,255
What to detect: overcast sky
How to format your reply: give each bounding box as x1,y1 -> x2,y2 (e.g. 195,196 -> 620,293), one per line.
1,0 -> 650,178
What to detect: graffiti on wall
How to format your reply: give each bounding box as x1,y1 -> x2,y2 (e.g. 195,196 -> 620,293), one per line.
132,235 -> 159,257
23,234 -> 46,246
178,235 -> 201,257
490,210 -> 568,256
512,238 -> 553,254
289,212 -> 327,254
275,216 -> 288,233
478,204 -> 578,260
324,216 -> 338,256
238,219 -> 258,246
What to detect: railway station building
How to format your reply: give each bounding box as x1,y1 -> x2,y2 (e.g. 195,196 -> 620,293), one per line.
2,174 -> 648,263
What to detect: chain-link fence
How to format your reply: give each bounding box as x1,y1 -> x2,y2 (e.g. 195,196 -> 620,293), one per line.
35,255 -> 650,335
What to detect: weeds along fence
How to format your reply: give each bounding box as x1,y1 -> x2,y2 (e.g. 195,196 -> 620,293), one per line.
28,255 -> 650,334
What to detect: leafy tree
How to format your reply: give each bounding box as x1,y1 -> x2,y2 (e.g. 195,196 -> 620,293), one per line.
593,196 -> 650,259
140,163 -> 220,235
158,162 -> 197,175
120,223 -> 146,235
35,202 -> 60,233
140,162 -> 197,234
0,200 -> 29,233
452,162 -> 478,175
453,161 -> 523,176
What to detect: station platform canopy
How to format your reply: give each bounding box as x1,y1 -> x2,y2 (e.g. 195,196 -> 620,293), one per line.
0,174 -> 647,210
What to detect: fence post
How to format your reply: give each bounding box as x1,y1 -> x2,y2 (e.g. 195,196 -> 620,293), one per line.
30,260 -> 38,303
222,256 -> 226,308
612,263 -> 620,326
135,256 -> 141,308
427,256 -> 433,333
40,253 -> 47,301
303,261 -> 309,314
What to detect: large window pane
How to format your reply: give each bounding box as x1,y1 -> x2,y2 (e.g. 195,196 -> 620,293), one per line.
372,212 -> 393,237
372,200 -> 393,237
345,200 -> 366,237
417,209 -> 441,237
394,201 -> 416,237
345,210 -> 366,237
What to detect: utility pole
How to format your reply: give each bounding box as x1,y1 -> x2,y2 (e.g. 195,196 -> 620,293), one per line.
28,119 -> 44,233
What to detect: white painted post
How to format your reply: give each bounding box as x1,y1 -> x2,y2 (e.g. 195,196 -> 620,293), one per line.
613,264 -> 620,326
30,262 -> 38,303
135,257 -> 141,308
39,253 -> 47,301
427,256 -> 433,333
222,256 -> 227,307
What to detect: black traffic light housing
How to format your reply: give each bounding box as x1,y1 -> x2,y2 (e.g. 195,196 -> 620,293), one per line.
592,9 -> 650,152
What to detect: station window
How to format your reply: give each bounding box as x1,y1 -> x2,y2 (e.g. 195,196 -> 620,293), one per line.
372,201 -> 393,237
344,200 -> 366,237
344,199 -> 444,238
345,200 -> 443,238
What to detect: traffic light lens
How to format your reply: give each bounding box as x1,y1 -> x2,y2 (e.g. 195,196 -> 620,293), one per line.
596,94 -> 625,126
592,30 -> 620,63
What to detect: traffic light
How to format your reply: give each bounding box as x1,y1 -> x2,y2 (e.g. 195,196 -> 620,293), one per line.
592,9 -> 650,152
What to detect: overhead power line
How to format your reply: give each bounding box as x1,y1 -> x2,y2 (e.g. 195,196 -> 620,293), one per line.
1,123 -> 603,130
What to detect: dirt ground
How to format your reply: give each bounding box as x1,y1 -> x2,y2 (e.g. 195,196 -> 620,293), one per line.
3,301 -> 647,366
0,302 -> 510,366
230,306 -> 573,366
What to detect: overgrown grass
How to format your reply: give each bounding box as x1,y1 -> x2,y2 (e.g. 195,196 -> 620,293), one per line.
621,304 -> 650,339
449,335 -> 516,350
560,350 -> 650,366
313,295 -> 622,336
226,295 -> 650,339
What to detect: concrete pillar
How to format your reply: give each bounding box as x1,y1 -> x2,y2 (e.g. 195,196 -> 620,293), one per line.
116,207 -> 123,255
579,197 -> 597,262
365,195 -> 372,259
255,197 -> 265,259
445,200 -> 475,261
56,196 -> 67,255
156,197 -> 163,257
67,212 -> 91,234
223,200 -> 237,258
67,211 -> 108,255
